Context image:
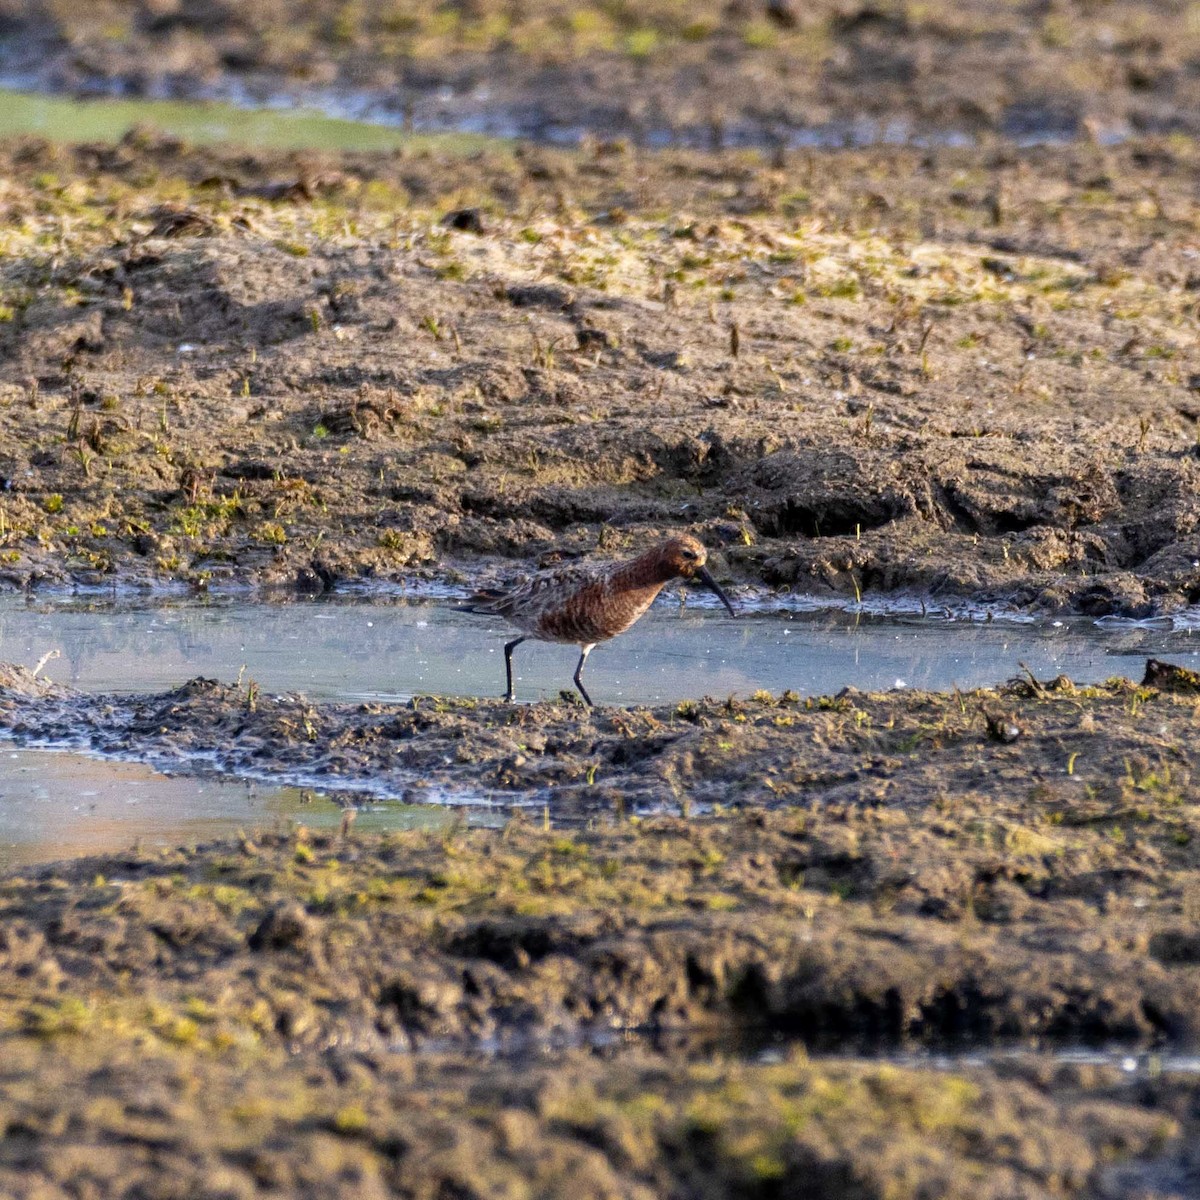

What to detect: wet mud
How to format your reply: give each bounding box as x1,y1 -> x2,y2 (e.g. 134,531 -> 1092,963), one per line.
1,1033 -> 1192,1200
0,133 -> 1198,617
3,656 -> 1200,1192
2,659 -> 1200,1052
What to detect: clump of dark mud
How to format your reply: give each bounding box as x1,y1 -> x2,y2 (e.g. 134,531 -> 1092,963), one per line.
0,133 -> 1199,617
2,657 -> 1200,818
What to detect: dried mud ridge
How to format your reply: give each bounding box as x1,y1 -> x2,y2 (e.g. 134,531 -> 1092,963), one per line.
3,663 -> 1200,1193
3,659 -> 1200,1194
6,0 -> 1200,146
1,134 -> 1200,616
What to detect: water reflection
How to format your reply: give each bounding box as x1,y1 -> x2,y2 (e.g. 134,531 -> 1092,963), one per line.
0,745 -> 473,870
0,595 -> 1196,708
1,594 -> 1197,869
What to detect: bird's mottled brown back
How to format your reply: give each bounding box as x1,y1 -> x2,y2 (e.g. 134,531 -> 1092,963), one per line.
466,535 -> 714,647
535,576 -> 664,643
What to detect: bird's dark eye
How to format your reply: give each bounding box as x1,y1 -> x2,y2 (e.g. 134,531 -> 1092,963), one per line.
681,549 -> 698,561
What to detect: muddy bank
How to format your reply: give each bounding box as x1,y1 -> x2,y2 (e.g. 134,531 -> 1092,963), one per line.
1,1036 -> 1192,1200
3,660 -> 1200,1049
4,0 -> 1200,146
3,655 -> 1200,1193
0,133 -> 1198,614
2,788 -> 1200,1194
4,657 -> 1200,816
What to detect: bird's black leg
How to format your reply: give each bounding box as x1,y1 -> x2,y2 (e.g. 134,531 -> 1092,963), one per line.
503,636 -> 526,702
573,644 -> 595,707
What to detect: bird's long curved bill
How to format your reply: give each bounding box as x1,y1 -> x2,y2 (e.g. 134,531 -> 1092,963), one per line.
697,566 -> 737,616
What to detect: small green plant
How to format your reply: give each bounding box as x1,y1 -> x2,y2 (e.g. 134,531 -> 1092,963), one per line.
256,522 -> 287,545
624,28 -> 659,57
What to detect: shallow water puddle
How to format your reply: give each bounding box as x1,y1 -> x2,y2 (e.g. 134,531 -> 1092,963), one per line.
0,594 -> 1196,707
0,83 -> 1111,151
2,593 -> 1197,867
767,1043 -> 1200,1080
430,1025 -> 1200,1079
880,1045 -> 1200,1078
0,86 -> 488,152
0,745 -> 467,870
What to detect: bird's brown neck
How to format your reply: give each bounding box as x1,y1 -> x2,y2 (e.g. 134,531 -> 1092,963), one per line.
610,548 -> 676,591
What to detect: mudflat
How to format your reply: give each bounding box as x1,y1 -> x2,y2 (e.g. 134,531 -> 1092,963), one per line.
0,15 -> 1199,1190
2,659 -> 1200,1193
6,0 -> 1200,145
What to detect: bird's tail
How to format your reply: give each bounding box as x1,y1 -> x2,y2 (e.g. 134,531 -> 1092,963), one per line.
453,589 -> 506,616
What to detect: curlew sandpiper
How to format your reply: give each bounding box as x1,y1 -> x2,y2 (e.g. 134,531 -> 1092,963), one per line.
460,534 -> 737,706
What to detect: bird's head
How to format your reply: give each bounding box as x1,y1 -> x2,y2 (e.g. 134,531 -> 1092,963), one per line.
659,534 -> 709,579
655,536 -> 737,616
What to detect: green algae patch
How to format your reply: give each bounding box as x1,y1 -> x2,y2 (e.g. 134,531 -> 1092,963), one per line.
0,89 -> 499,155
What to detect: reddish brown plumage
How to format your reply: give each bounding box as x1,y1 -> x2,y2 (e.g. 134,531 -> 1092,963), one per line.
463,535 -> 737,705
470,536 -> 711,644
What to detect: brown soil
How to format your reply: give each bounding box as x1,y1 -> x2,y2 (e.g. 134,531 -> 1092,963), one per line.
2,1034 -> 1191,1200
2,29 -> 1200,1193
0,132 -> 1198,615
